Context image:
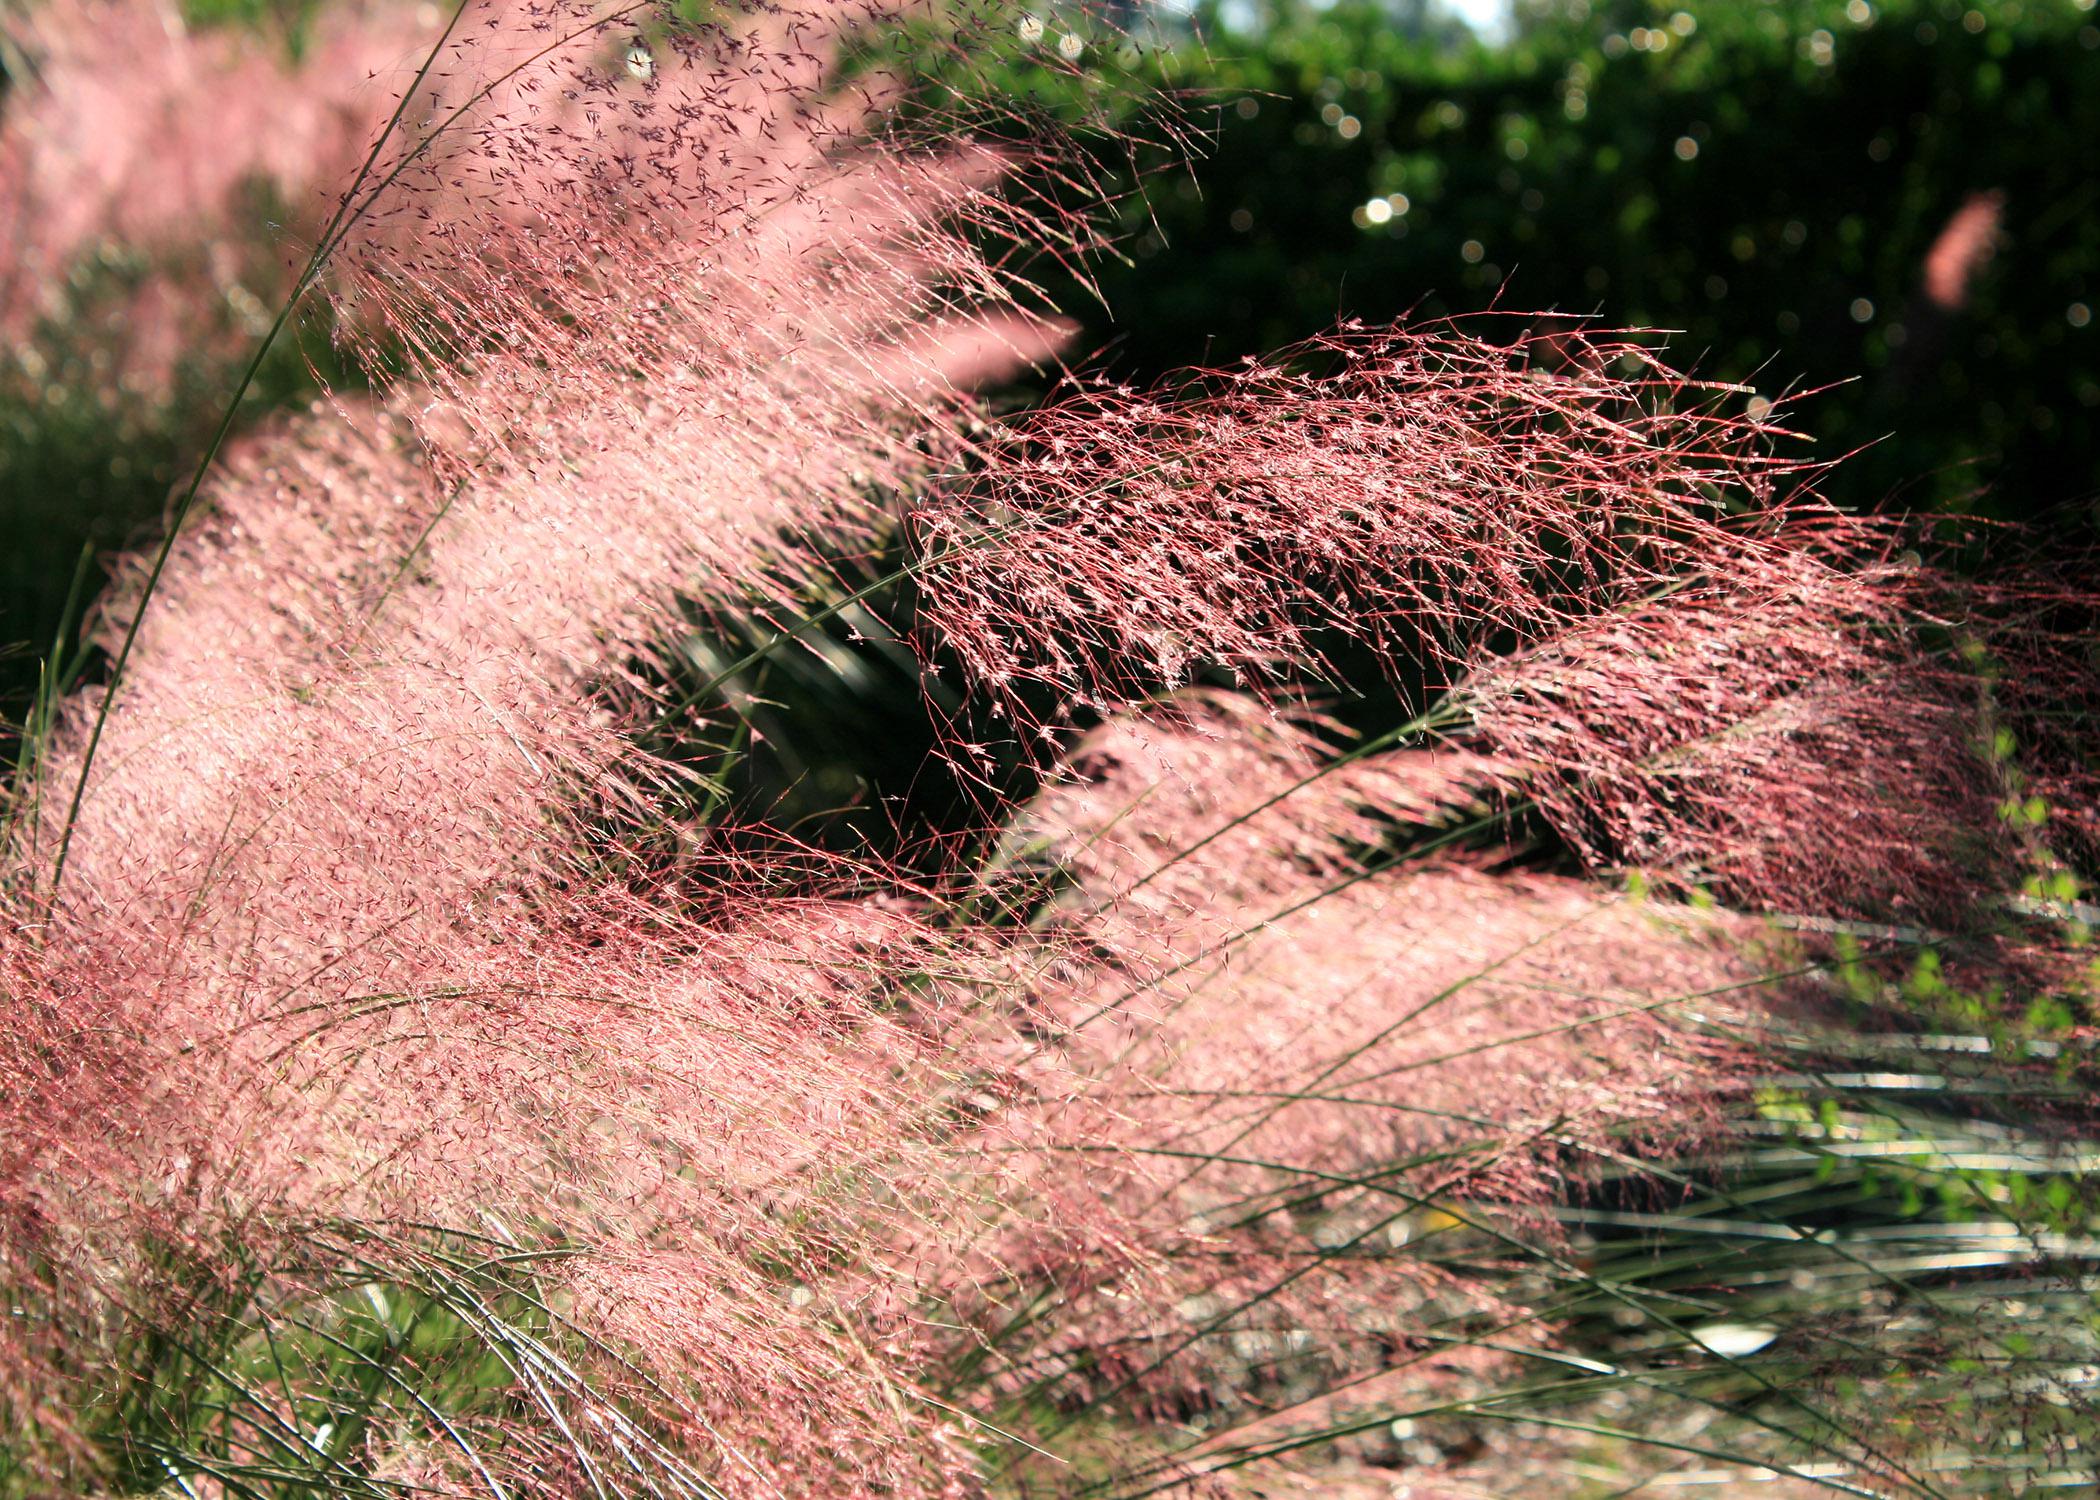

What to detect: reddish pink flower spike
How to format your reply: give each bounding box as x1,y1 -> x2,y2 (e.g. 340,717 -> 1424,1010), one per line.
1922,190 -> 2004,312
918,324 -> 1830,723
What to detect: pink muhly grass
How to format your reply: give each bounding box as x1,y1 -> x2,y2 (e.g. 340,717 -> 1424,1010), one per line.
1,0 -> 2096,1493
1454,536 -> 2100,922
917,324 -> 1830,716
967,694 -> 1778,1418
1921,190 -> 2005,313
1,2 -> 1104,1489
1454,549 -> 2005,921
919,333 -> 2100,921
0,0 -> 445,401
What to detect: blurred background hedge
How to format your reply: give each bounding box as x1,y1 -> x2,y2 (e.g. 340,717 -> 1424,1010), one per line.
1032,0 -> 2100,526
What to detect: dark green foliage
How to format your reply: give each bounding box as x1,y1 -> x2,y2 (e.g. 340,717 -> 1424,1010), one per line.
1037,0 -> 2099,522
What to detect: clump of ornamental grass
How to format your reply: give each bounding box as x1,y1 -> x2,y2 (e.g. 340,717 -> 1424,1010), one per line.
0,0 -> 459,700
0,0 -> 447,406
1,2 -> 2097,1497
